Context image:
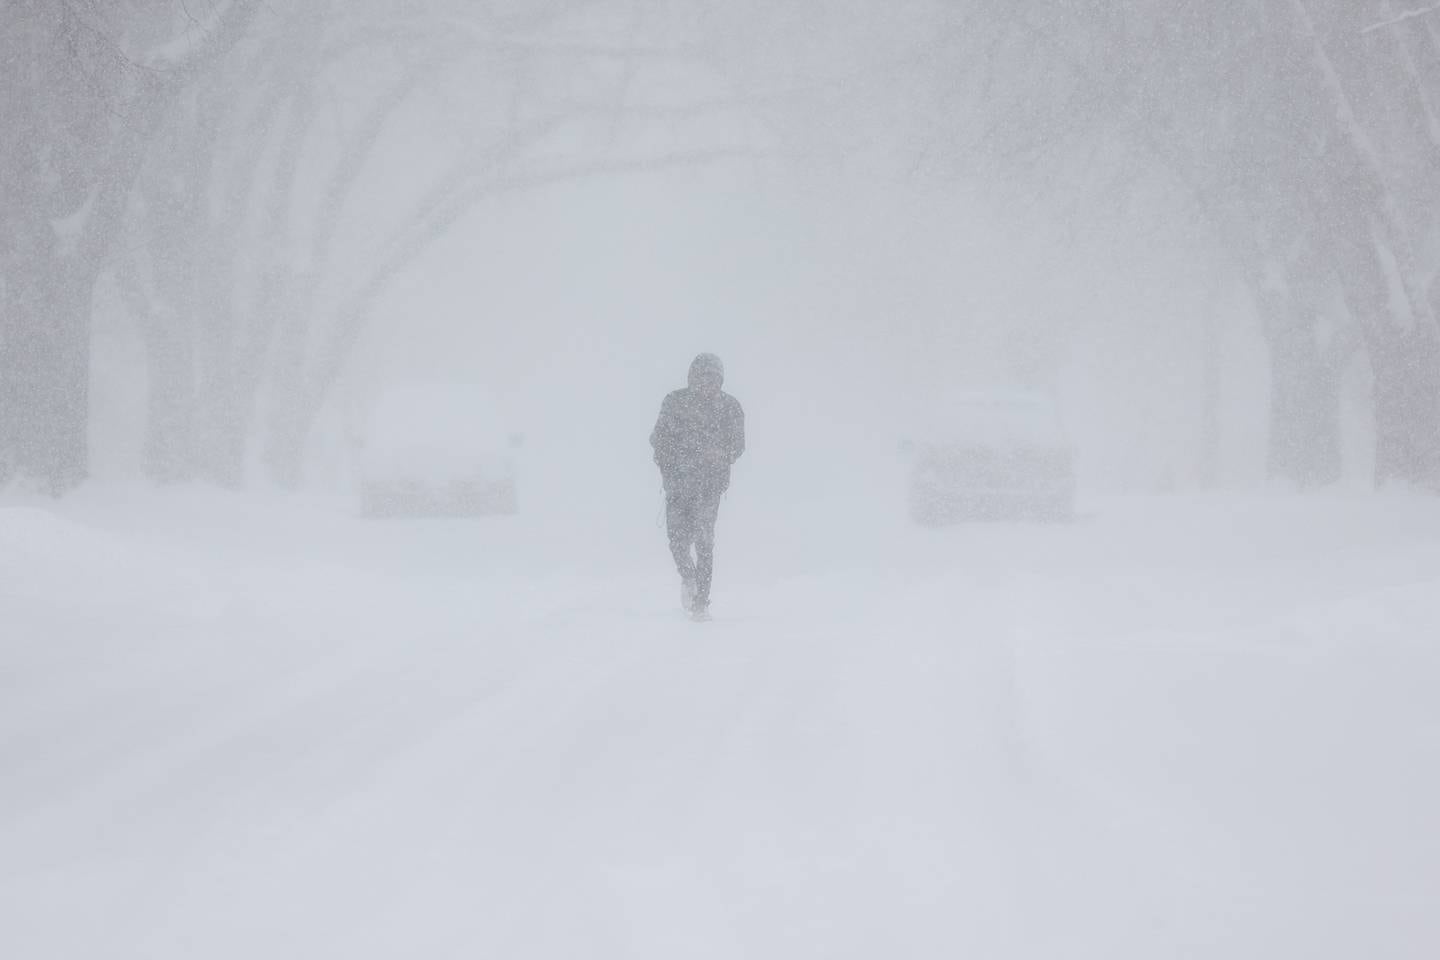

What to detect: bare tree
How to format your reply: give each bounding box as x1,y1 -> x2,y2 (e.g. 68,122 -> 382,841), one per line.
900,0 -> 1440,488
0,0 -> 261,492
118,0 -> 760,489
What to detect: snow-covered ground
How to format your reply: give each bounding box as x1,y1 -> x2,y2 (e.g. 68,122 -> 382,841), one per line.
3,488 -> 1439,958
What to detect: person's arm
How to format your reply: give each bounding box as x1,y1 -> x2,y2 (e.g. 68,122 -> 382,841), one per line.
727,398 -> 746,465
651,394 -> 677,469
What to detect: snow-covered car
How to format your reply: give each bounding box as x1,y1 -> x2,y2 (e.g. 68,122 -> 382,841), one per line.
905,390 -> 1076,524
358,384 -> 520,518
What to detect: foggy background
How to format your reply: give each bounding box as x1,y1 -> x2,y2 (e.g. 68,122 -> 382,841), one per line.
9,0 -> 1432,506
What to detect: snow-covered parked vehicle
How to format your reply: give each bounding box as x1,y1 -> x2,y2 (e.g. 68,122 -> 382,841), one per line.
905,390 -> 1076,525
358,384 -> 521,518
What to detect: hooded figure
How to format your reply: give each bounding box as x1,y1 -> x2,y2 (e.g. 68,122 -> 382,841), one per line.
650,353 -> 745,618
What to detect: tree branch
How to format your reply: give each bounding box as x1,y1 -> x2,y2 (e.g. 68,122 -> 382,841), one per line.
140,0 -> 264,81
302,145 -> 760,437
1363,2 -> 1440,34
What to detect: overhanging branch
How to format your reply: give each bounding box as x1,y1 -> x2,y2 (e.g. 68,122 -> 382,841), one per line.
1363,1 -> 1440,34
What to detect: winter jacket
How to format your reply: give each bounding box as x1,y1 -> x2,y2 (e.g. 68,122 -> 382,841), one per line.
650,386 -> 745,494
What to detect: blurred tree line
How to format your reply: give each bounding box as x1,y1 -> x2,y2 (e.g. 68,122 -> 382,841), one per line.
906,1 -> 1440,488
1,1 -> 1437,492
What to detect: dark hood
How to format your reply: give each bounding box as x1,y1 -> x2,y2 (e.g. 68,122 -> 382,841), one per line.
688,353 -> 725,390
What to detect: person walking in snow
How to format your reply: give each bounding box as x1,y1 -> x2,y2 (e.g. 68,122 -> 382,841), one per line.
650,353 -> 745,620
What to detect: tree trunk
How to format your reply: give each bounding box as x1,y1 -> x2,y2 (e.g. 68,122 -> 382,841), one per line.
1370,327 -> 1440,488
1266,304 -> 1343,488
1198,284 -> 1224,489
140,307 -> 199,484
1,251 -> 93,492
1331,222 -> 1440,489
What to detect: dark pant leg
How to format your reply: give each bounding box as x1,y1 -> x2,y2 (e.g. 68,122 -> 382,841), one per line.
692,487 -> 722,605
665,489 -> 697,580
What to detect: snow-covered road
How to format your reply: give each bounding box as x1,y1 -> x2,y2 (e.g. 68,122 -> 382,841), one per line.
3,491 -> 1439,958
